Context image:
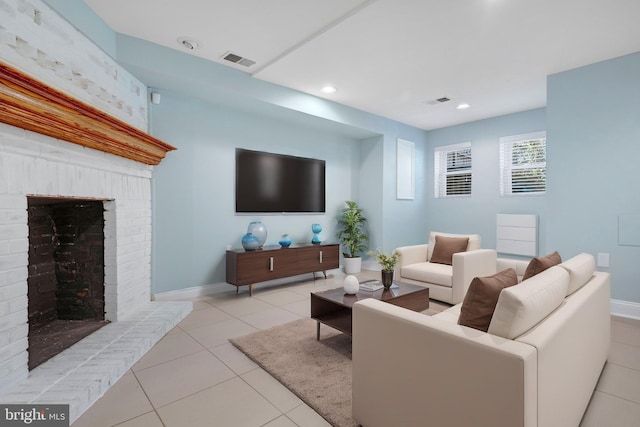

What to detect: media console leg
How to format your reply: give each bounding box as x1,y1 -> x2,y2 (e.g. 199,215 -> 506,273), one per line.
316,321 -> 321,340
322,270 -> 327,279
235,285 -> 254,296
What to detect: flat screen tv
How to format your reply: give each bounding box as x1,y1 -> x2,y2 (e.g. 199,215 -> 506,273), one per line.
235,148 -> 326,213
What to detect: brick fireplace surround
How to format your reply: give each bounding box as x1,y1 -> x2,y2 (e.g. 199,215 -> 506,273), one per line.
0,122 -> 192,422
0,1 -> 191,422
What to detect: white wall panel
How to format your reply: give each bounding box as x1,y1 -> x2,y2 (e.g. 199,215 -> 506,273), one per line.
497,214 -> 538,256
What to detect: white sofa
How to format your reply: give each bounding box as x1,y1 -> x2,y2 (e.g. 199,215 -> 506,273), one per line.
353,253 -> 610,427
394,232 -> 497,304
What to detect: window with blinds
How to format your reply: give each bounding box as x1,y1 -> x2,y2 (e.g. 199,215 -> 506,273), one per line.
499,132 -> 546,196
434,142 -> 472,198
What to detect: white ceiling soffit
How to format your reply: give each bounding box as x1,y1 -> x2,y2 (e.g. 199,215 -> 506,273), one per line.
84,0 -> 369,71
85,0 -> 640,130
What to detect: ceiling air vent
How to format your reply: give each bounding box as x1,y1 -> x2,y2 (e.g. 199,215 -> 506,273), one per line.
426,96 -> 452,106
222,52 -> 256,68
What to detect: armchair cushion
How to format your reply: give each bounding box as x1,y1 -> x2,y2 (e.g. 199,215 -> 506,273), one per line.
430,235 -> 469,265
522,251 -> 561,281
401,262 -> 453,287
395,234 -> 495,305
458,268 -> 518,332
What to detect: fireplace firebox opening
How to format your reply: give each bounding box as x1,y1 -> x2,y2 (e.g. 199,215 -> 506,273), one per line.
27,197 -> 109,370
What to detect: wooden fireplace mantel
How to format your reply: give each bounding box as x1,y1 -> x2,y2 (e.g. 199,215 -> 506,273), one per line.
0,62 -> 175,165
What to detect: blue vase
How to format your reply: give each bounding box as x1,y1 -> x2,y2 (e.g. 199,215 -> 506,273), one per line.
311,223 -> 322,244
279,234 -> 292,248
241,233 -> 260,251
247,221 -> 267,248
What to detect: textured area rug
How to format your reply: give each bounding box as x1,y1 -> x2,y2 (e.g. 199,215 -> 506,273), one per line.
232,318 -> 354,426
230,300 -> 450,427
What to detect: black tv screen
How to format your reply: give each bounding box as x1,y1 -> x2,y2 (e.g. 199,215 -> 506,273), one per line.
235,148 -> 326,213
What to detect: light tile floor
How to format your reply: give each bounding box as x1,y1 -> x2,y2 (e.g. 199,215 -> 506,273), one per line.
72,271 -> 640,427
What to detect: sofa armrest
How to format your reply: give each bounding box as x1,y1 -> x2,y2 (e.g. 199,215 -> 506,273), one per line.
451,249 -> 498,304
352,299 -> 537,427
394,244 -> 428,276
515,272 -> 610,427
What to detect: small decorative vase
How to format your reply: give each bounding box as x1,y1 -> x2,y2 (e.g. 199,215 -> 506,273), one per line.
311,223 -> 322,244
279,234 -> 292,248
381,270 -> 394,288
241,232 -> 260,251
247,221 -> 267,248
343,275 -> 359,295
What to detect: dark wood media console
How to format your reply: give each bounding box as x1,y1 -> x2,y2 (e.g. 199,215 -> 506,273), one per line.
226,243 -> 339,296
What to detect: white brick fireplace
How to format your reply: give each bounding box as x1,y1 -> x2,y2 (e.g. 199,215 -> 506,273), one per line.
0,119 -> 156,321
0,1 -> 190,421
0,123 -> 191,421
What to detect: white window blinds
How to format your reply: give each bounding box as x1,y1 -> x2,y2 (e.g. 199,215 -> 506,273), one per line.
499,131 -> 546,196
434,142 -> 472,198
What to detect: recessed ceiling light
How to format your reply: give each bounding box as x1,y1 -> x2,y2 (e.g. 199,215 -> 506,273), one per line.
456,103 -> 471,110
177,37 -> 199,51
321,85 -> 337,94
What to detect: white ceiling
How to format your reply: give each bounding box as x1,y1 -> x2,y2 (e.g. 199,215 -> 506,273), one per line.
85,0 -> 640,130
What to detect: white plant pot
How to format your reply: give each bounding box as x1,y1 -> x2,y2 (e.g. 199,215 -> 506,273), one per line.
343,257 -> 362,274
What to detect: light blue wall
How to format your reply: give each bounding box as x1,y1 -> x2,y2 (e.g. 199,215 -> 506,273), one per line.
112,35 -> 430,288
356,131 -> 431,256
381,128 -> 430,254
357,136 -> 383,255
150,91 -> 365,293
547,51 -> 640,302
424,109 -> 547,252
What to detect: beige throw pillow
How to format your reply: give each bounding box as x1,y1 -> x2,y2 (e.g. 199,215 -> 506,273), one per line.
458,268 -> 518,332
430,235 -> 469,265
522,251 -> 562,281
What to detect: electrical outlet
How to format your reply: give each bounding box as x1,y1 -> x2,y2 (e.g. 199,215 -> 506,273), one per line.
597,253 -> 610,268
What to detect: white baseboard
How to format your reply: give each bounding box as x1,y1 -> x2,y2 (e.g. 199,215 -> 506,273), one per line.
610,299 -> 640,320
153,269 -> 343,301
152,283 -> 228,301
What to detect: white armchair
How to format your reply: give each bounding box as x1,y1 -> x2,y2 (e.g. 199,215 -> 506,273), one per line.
394,232 -> 497,304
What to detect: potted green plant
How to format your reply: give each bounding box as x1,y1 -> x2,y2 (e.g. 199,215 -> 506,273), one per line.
336,200 -> 368,274
369,249 -> 400,288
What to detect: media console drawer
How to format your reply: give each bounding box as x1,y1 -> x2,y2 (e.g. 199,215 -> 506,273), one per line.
226,243 -> 339,296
